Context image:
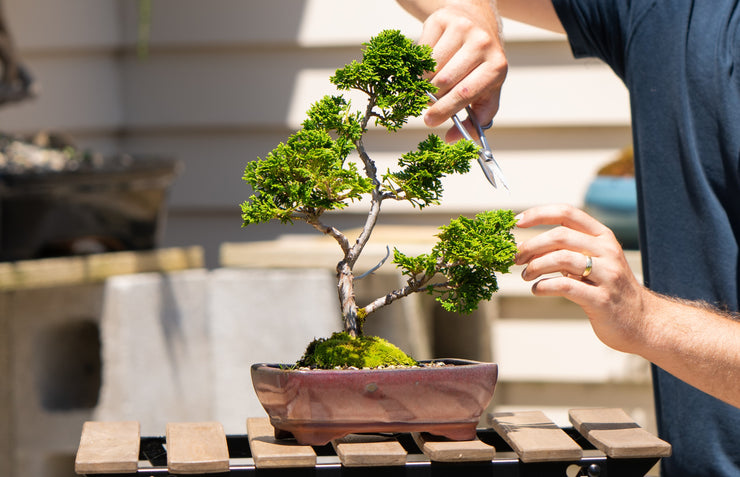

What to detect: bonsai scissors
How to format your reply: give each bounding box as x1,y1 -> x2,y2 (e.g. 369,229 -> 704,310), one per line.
427,93 -> 509,191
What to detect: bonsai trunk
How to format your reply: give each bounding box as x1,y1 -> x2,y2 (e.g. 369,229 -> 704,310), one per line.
333,180 -> 384,339
337,260 -> 361,337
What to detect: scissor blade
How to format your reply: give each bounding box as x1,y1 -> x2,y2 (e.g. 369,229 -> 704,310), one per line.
481,149 -> 510,191
451,110 -> 503,189
477,155 -> 497,188
426,92 -> 509,190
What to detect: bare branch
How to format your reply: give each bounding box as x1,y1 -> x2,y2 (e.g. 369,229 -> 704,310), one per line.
362,279 -> 424,315
361,266 -> 452,316
356,245 -> 391,280
346,189 -> 383,267
305,215 -> 351,256
356,138 -> 378,186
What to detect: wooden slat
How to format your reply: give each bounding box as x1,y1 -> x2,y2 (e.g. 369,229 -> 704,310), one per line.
489,411 -> 583,463
246,418 -> 316,468
332,434 -> 407,467
74,421 -> 140,475
166,422 -> 229,474
569,408 -> 672,458
412,432 -> 495,462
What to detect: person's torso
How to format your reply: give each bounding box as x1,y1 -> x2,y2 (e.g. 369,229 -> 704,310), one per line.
550,1 -> 740,475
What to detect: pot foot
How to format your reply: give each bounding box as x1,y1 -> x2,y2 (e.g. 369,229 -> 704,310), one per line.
273,428 -> 295,441
431,425 -> 478,442
275,426 -> 347,447
271,422 -> 479,447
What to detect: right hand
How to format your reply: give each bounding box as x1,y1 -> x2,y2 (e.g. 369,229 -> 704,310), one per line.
417,1 -> 508,142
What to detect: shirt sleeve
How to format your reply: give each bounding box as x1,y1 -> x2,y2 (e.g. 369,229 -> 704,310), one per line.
551,0 -> 635,80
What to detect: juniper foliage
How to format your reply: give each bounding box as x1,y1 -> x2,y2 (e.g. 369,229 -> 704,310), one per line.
240,30 -> 517,343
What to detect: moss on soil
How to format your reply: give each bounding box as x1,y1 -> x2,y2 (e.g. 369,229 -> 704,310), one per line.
297,332 -> 417,369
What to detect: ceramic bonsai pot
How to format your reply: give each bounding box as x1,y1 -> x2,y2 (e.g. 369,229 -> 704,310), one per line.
251,359 -> 498,446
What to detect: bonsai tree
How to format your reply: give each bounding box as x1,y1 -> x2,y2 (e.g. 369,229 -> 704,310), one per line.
241,30 -> 517,368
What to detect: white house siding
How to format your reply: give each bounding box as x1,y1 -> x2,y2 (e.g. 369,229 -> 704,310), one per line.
0,0 -> 633,264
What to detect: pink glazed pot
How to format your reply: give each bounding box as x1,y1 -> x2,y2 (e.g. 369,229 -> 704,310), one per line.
251,359 -> 498,446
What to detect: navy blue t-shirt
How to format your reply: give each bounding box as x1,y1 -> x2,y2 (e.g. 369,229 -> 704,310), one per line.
551,0 -> 740,475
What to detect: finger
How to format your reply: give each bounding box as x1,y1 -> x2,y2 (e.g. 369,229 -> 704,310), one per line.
434,35 -> 505,93
417,12 -> 445,51
521,250 -> 595,282
516,204 -> 610,237
426,31 -> 467,88
467,85 -> 501,129
530,275 -> 600,310
426,67 -> 502,129
516,226 -> 599,265
431,34 -> 486,97
444,125 -> 465,143
442,114 -> 495,144
418,21 -> 450,81
442,117 -> 478,143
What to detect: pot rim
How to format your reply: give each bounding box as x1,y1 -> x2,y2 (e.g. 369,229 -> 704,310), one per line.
251,358 -> 496,374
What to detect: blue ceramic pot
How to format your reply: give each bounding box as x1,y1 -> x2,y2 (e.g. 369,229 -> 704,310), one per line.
584,176 -> 639,249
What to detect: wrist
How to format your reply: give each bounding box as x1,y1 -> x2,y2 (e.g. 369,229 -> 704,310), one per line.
632,289 -> 671,361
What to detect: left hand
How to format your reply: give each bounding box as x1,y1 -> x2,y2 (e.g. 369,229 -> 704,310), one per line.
515,204 -> 651,355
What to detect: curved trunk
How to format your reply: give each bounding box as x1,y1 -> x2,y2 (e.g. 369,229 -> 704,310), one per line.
337,260 -> 360,337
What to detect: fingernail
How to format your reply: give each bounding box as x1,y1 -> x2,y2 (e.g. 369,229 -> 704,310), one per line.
514,213 -> 523,222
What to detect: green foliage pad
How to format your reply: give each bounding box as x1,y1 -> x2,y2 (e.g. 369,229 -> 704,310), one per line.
394,210 -> 518,314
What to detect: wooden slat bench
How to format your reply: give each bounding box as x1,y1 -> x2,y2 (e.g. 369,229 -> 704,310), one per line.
490,410 -> 584,463
569,408 -> 672,459
165,422 -> 230,474
75,421 -> 140,475
75,409 -> 670,476
246,417 -> 316,468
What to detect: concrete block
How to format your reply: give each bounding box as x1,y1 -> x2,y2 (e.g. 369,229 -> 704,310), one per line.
208,268 -> 339,433
7,283 -> 105,477
0,292 -> 11,477
94,269 -> 212,436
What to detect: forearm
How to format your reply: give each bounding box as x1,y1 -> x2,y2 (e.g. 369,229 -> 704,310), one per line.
498,0 -> 564,33
639,291 -> 740,408
398,0 -> 492,20
397,0 -> 445,20
398,0 -> 565,33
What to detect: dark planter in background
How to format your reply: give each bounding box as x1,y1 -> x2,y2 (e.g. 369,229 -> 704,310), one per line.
0,155 -> 181,261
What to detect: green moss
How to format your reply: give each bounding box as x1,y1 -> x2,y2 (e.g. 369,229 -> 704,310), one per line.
297,332 -> 417,369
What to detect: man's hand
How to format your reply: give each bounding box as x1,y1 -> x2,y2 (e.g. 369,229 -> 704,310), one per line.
515,204 -> 651,354
400,0 -> 508,142
515,204 -> 740,408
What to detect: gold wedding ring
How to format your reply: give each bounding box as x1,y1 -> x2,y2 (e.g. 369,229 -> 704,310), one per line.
582,255 -> 593,278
